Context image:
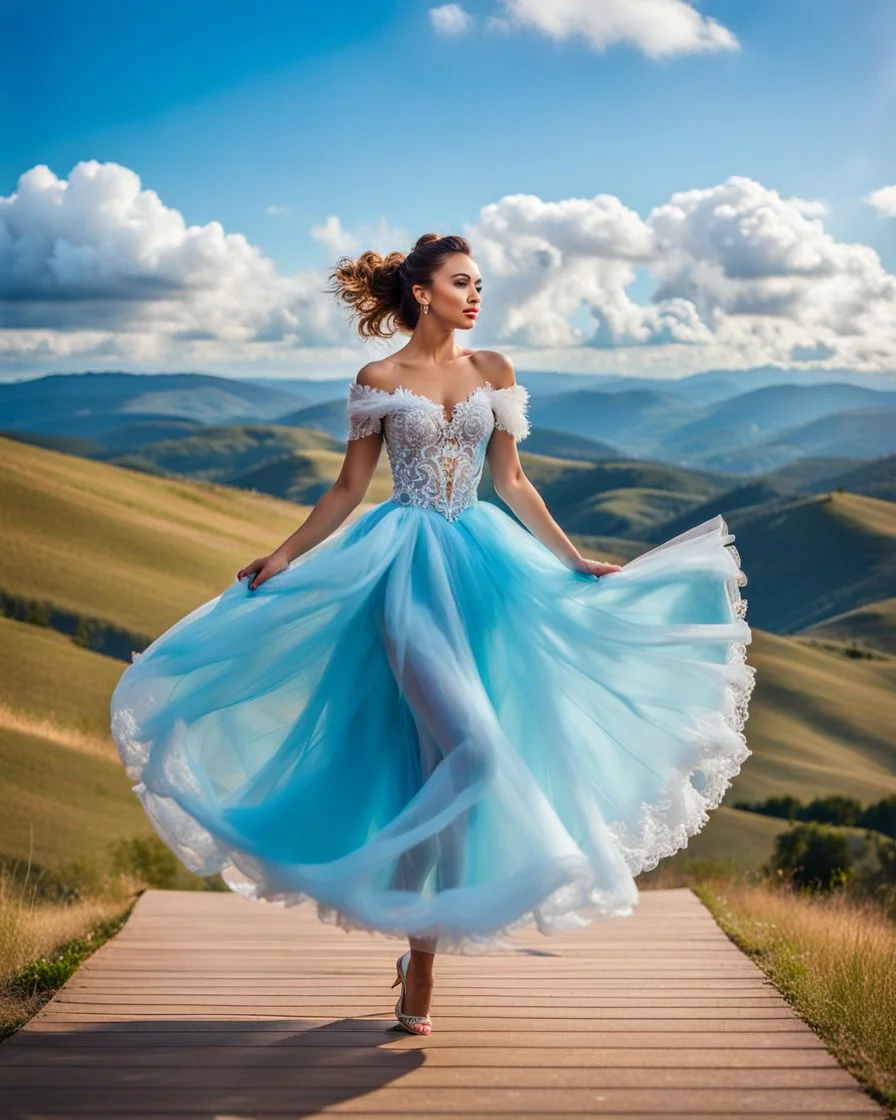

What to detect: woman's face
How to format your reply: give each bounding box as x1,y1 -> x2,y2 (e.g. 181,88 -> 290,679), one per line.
423,253 -> 482,330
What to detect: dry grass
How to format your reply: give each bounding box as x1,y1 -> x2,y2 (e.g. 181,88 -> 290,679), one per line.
697,878 -> 896,1114
0,701 -> 116,762
0,864 -> 135,1038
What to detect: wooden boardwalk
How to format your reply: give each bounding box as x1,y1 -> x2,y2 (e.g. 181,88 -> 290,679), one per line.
0,887 -> 884,1118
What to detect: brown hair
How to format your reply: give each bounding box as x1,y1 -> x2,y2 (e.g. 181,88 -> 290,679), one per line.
326,233 -> 472,339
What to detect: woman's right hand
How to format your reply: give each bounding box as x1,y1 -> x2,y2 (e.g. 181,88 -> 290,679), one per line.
236,548 -> 290,591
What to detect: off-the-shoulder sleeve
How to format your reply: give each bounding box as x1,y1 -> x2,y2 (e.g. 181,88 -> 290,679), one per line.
346,381 -> 386,440
488,383 -> 531,442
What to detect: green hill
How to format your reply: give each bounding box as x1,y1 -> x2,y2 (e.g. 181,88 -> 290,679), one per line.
648,480 -> 793,542
535,459 -> 724,537
2,437 -> 894,876
726,491 -> 896,632
0,618 -> 145,865
800,598 -> 896,656
230,447 -> 395,504
101,423 -> 340,481
711,409 -> 896,474
811,455 -> 896,503
0,434 -> 310,637
731,629 -> 896,804
519,428 -> 624,463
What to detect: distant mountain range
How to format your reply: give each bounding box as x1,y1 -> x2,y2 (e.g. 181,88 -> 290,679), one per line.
3,368 -> 894,474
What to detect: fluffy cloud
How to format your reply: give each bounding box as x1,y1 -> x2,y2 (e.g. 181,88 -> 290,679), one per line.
865,185 -> 896,218
462,176 -> 896,367
646,177 -> 896,363
0,161 -> 347,366
429,4 -> 473,37
491,0 -> 738,59
2,160 -> 895,376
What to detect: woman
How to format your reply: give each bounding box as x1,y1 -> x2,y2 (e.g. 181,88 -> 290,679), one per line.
110,232 -> 754,1038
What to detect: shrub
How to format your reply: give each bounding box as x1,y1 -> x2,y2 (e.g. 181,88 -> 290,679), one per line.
767,822 -> 853,891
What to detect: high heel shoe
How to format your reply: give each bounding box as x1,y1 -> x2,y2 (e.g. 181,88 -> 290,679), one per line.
390,950 -> 433,1035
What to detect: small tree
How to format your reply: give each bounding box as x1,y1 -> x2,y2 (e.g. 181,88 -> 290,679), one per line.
767,822 -> 853,891
796,795 -> 862,827
859,795 -> 896,840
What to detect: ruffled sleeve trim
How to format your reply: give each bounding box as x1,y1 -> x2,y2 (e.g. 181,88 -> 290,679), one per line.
488,383 -> 531,442
345,381 -> 387,440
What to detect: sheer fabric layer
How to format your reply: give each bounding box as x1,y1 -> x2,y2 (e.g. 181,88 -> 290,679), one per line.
110,493 -> 754,954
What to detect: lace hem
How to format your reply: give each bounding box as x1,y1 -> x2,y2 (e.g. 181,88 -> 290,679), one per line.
110,520 -> 754,953
218,861 -> 637,955
605,527 -> 756,875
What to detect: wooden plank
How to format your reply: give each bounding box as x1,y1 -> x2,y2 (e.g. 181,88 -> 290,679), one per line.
0,888 -> 884,1119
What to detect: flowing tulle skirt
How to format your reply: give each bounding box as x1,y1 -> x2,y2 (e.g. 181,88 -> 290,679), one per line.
110,498 -> 754,952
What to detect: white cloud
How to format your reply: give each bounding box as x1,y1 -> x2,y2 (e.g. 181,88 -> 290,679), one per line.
493,0 -> 739,59
0,161 -> 348,361
459,175 -> 895,368
265,204 -> 291,217
2,161 -> 895,378
647,177 -> 896,353
429,4 -> 473,37
309,215 -> 359,255
865,184 -> 896,218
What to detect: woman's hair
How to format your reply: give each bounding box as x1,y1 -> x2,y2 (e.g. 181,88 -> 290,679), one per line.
326,233 -> 472,339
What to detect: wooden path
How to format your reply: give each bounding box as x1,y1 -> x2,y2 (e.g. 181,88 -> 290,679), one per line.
0,887 -> 884,1118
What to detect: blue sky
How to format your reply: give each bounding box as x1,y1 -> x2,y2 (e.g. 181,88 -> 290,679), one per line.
3,0 -> 896,381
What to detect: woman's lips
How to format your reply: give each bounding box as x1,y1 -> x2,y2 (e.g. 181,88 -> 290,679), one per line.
464,310 -> 479,317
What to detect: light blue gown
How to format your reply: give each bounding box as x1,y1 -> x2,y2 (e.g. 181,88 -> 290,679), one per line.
110,378 -> 755,952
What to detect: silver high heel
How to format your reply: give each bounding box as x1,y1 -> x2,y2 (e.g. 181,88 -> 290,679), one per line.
390,950 -> 433,1035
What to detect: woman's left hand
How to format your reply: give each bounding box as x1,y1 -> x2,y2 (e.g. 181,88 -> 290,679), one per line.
571,556 -> 623,578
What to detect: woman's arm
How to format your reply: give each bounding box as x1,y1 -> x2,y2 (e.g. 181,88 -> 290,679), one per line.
482,354 -> 621,577
237,384 -> 384,590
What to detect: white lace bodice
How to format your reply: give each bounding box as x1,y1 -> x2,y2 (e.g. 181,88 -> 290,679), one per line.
346,379 -> 531,521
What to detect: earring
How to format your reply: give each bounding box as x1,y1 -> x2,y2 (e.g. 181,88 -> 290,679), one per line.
422,304 -> 429,315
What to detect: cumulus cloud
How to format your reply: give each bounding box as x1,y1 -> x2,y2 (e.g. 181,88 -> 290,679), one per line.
492,0 -> 739,59
459,176 -> 895,367
865,184 -> 896,218
0,161 -> 349,366
646,177 -> 896,355
2,160 -> 895,376
429,4 -> 473,37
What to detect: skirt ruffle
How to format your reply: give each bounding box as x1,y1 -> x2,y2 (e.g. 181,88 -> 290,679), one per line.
110,499 -> 754,953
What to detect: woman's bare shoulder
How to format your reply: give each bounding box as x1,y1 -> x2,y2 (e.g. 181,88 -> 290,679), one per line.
471,350 -> 517,390
354,358 -> 400,392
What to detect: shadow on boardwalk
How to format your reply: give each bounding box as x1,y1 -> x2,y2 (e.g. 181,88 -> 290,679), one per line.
0,887 -> 885,1118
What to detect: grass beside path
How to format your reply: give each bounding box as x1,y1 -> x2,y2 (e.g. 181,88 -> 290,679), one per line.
696,879 -> 896,1117
0,867 -> 136,1042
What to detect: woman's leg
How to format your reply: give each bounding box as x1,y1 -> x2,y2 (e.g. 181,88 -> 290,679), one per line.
402,937 -> 435,1029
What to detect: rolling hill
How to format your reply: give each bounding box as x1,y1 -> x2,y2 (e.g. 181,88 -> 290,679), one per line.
799,598 -> 896,656
529,389 -> 689,454
0,371 -> 301,442
2,435 -> 895,873
708,409 -> 896,474
659,383 -> 896,462
101,423 -> 341,481
709,491 -> 896,633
